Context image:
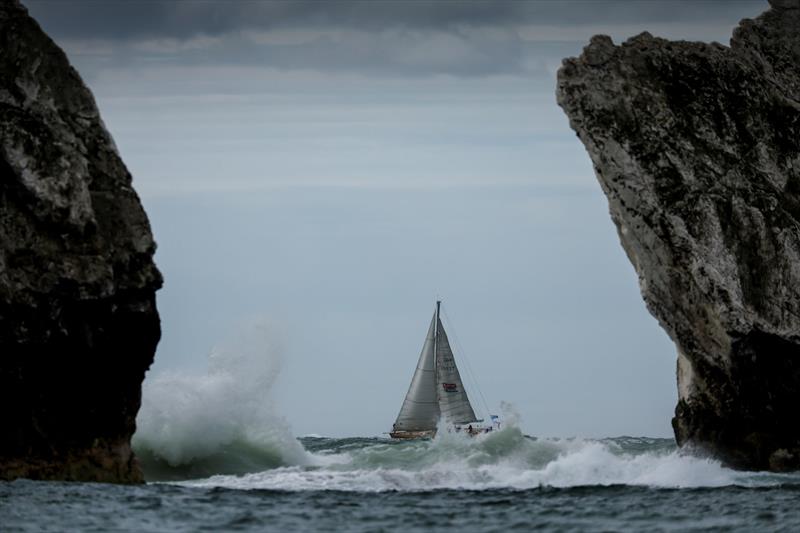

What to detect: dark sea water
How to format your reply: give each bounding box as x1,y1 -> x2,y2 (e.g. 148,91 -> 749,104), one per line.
4,432 -> 800,532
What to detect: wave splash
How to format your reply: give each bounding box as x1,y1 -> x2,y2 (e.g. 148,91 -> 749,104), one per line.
133,322 -> 800,490
178,425 -> 800,492
133,320 -> 311,481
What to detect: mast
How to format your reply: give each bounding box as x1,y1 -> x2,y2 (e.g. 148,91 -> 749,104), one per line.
434,301 -> 441,340
434,300 -> 441,387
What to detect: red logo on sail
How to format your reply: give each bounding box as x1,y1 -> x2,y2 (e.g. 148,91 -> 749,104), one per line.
442,383 -> 458,392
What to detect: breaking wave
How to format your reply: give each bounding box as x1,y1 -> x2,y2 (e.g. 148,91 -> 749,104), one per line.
134,321 -> 800,491
174,426 -> 800,492
133,320 -> 312,481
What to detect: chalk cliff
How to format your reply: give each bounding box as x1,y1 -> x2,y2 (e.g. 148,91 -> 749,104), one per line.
0,1 -> 161,482
557,0 -> 800,471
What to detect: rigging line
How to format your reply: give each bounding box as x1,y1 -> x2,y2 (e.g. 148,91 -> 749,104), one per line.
441,307 -> 492,419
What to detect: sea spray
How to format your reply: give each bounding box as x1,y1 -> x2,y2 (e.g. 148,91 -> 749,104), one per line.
133,345 -> 798,491
179,420 -> 799,492
133,320 -> 311,480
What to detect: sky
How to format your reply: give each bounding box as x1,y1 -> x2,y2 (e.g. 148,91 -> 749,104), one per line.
27,0 -> 765,438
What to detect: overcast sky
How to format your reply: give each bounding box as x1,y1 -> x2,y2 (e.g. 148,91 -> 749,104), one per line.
27,0 -> 765,438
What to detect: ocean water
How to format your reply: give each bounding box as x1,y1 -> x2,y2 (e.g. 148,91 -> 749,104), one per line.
6,329 -> 798,531
4,431 -> 800,532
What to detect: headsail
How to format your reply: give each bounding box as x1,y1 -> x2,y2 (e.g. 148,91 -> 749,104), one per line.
393,314 -> 440,431
435,318 -> 479,425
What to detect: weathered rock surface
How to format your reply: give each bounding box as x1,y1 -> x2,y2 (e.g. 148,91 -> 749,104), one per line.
0,1 -> 161,482
557,0 -> 800,471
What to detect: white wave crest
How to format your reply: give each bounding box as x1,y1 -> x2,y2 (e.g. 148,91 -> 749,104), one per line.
179,423 -> 795,492
133,319 -> 310,468
134,327 -> 798,491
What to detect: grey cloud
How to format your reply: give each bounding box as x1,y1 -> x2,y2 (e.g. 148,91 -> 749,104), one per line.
26,0 -> 764,41
24,0 -> 764,79
65,26 -> 540,79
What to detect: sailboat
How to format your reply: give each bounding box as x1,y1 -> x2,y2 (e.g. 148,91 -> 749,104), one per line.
390,301 -> 491,439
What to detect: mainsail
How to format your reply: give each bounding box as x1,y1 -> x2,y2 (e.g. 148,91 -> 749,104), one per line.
393,302 -> 479,433
393,315 -> 440,431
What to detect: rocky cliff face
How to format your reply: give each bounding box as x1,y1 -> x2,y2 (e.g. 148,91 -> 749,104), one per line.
0,1 -> 162,482
557,0 -> 800,471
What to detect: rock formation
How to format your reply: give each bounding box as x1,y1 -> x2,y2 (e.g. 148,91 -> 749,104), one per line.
0,1 -> 162,482
557,0 -> 800,471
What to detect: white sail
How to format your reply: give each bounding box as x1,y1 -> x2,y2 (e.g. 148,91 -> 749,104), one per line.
393,314 -> 440,431
435,318 -> 479,425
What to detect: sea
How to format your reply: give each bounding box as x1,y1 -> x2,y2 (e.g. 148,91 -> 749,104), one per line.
3,430 -> 800,532
5,331 -> 800,532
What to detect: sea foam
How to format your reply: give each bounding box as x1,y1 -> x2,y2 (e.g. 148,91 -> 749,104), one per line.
134,322 -> 798,490
178,425 -> 799,492
133,320 -> 311,479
